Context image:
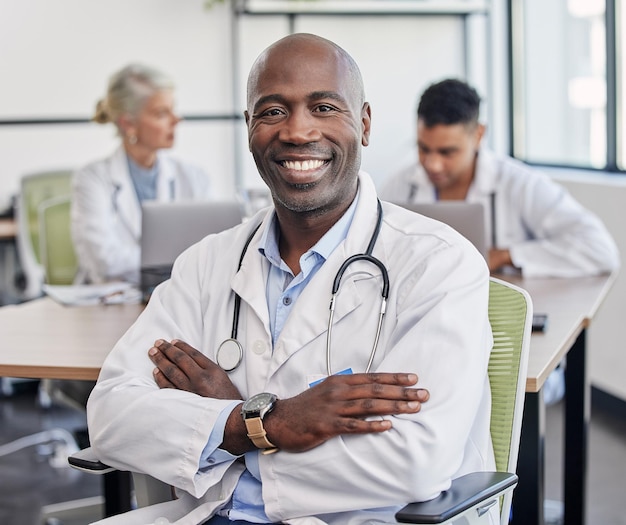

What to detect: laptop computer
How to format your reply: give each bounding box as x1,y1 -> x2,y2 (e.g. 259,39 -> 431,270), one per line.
392,201 -> 488,259
140,200 -> 243,301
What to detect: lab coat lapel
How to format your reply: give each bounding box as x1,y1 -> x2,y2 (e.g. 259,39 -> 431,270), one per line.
269,172 -> 382,375
471,147 -> 499,196
468,147 -> 500,249
270,241 -> 363,370
230,215 -> 272,333
110,147 -> 141,242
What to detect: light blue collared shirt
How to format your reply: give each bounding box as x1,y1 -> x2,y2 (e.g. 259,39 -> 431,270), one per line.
199,194 -> 359,523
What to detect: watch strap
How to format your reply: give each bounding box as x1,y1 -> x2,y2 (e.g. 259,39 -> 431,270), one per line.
244,416 -> 279,454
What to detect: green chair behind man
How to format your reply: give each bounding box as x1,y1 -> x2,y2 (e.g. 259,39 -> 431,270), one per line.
396,276 -> 532,524
15,170 -> 74,299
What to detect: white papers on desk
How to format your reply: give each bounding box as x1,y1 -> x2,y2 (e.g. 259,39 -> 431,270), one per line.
43,282 -> 142,306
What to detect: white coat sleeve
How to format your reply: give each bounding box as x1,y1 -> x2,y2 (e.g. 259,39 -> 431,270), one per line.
506,171 -> 620,277
86,242 -> 240,499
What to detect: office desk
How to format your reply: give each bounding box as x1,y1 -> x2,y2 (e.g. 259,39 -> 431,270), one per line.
0,298 -> 143,380
0,297 -> 143,518
0,274 -> 616,523
502,273 -> 616,525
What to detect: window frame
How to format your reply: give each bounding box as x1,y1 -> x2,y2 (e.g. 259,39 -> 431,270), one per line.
509,0 -> 623,173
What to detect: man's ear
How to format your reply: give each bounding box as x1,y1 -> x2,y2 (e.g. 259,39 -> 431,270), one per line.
361,102 -> 372,147
474,123 -> 486,149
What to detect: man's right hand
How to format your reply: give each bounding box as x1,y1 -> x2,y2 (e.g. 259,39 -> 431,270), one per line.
223,372 -> 429,455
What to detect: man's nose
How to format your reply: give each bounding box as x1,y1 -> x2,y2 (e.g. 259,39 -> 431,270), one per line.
422,154 -> 444,173
278,110 -> 322,144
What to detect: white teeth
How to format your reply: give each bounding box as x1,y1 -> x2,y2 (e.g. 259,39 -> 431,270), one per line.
282,159 -> 325,171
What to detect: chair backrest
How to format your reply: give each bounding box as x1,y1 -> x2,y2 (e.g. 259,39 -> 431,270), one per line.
16,170 -> 73,298
39,195 -> 78,285
487,277 -> 533,524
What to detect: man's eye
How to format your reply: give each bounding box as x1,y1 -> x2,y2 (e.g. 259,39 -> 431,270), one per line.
260,108 -> 284,117
315,104 -> 336,113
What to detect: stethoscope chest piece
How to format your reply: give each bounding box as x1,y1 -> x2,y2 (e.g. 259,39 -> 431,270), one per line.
216,338 -> 244,372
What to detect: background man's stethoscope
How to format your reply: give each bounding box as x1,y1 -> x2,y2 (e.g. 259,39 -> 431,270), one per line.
216,200 -> 390,376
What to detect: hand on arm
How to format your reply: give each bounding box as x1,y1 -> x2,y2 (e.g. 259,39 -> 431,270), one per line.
149,339 -> 242,400
149,340 -> 430,457
224,372 -> 429,455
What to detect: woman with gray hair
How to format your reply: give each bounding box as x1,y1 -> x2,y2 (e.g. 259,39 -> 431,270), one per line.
72,63 -> 211,285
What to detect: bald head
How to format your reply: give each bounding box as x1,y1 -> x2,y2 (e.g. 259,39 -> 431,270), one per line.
246,33 -> 365,113
243,32 -> 371,222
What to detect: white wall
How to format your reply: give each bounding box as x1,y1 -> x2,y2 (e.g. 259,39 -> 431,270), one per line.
551,170 -> 626,401
0,1 -> 491,211
0,0 -> 237,208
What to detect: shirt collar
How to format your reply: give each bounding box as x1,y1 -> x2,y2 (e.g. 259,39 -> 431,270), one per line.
258,190 -> 360,270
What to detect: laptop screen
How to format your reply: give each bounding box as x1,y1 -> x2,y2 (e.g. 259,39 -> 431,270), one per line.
140,200 -> 243,300
392,201 -> 487,259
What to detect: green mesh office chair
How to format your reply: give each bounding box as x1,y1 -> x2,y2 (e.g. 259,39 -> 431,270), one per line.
15,170 -> 73,299
68,277 -> 533,524
396,277 -> 533,524
38,195 -> 78,285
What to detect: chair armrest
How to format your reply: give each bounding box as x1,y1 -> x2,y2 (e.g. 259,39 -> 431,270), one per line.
68,446 -> 116,474
395,471 -> 518,524
68,447 -> 174,507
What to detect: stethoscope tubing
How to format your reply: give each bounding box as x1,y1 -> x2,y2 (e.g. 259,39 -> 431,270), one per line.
217,200 -> 389,377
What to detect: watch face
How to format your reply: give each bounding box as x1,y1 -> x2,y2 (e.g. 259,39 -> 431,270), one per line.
243,392 -> 277,416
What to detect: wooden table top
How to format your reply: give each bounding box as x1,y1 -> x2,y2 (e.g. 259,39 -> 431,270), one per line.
0,272 -> 616,389
500,272 -> 616,392
0,298 -> 143,380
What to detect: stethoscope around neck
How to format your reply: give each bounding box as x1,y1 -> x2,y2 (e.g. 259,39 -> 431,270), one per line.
216,200 -> 390,376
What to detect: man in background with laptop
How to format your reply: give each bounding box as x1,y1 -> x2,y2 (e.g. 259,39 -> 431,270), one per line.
380,78 -> 620,405
379,78 -> 619,277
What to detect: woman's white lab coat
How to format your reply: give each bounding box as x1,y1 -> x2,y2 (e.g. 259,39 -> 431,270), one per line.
71,146 -> 211,285
379,147 -> 620,278
87,173 -> 496,525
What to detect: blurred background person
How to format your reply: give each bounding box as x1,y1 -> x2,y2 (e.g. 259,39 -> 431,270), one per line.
72,63 -> 212,285
379,78 -> 619,279
380,78 -> 620,405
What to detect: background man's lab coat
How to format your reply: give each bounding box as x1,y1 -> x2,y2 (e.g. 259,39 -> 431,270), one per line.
380,147 -> 620,278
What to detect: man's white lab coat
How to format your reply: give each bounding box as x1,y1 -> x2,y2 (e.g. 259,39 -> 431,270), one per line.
379,148 -> 620,277
87,172 -> 496,525
71,146 -> 211,285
